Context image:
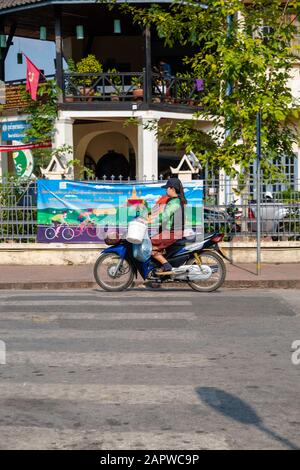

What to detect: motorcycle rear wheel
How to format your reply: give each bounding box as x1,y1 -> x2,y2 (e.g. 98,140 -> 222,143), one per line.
187,250 -> 226,292
94,253 -> 134,292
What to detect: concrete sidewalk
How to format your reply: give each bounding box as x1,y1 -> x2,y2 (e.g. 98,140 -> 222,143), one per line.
0,263 -> 299,289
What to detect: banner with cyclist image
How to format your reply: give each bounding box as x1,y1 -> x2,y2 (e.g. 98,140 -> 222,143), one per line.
37,179 -> 203,243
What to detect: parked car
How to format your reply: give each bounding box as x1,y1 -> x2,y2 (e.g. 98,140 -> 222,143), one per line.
247,192 -> 290,240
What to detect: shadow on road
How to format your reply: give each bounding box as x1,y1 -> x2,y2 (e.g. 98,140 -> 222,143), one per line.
195,387 -> 299,450
229,263 -> 257,276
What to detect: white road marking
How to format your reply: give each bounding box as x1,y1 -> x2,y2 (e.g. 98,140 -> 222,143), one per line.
0,426 -> 231,450
8,351 -> 209,367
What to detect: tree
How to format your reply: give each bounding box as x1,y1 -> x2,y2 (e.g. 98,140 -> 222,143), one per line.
102,0 -> 300,180
20,79 -> 58,176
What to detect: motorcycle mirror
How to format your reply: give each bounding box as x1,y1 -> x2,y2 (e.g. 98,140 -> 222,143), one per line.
265,191 -> 273,200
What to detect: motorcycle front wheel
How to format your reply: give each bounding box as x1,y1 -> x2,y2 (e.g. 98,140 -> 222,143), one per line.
94,253 -> 134,292
187,250 -> 226,292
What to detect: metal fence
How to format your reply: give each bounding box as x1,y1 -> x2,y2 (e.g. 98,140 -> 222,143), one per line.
0,177 -> 299,243
202,179 -> 300,241
0,179 -> 37,243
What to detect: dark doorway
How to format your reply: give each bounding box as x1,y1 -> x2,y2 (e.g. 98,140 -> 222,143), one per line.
96,150 -> 130,179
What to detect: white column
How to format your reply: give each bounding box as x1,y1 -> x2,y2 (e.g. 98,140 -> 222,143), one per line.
137,118 -> 158,181
53,117 -> 74,179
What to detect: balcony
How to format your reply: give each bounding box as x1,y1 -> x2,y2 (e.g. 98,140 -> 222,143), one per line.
0,1 -> 210,115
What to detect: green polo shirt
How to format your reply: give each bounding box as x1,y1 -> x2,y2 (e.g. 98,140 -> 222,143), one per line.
151,197 -> 183,231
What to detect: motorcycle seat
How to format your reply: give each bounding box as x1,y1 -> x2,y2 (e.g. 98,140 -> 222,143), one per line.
165,238 -> 191,257
165,232 -> 218,258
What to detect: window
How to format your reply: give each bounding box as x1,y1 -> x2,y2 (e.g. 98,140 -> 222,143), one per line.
284,14 -> 300,58
250,154 -> 298,196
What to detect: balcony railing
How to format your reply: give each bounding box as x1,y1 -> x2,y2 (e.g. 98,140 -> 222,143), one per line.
3,72 -> 208,110
151,73 -> 206,106
62,71 -> 207,108
63,71 -> 145,103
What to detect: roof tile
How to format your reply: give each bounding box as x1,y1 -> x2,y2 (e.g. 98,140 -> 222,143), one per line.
0,1 -> 45,12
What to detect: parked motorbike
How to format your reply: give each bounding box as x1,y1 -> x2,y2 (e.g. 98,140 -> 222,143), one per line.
225,199 -> 242,237
93,231 -> 227,292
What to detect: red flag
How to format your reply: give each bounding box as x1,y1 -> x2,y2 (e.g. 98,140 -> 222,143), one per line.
25,55 -> 41,101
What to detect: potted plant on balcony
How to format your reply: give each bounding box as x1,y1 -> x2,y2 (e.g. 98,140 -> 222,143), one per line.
75,54 -> 103,99
108,68 -> 122,102
131,75 -> 143,99
175,72 -> 195,105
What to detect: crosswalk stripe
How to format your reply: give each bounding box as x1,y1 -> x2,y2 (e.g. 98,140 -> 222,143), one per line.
0,329 -> 200,340
0,291 -> 199,298
0,426 -> 231,450
1,300 -> 192,307
8,351 -> 209,367
0,312 -> 196,320
0,383 -> 203,404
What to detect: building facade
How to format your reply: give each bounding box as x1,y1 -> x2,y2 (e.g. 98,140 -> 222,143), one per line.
0,0 -> 299,191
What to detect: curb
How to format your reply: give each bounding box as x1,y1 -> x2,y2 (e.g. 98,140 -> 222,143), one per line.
0,280 -> 299,290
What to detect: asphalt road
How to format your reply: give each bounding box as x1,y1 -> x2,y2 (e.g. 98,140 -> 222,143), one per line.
0,288 -> 299,450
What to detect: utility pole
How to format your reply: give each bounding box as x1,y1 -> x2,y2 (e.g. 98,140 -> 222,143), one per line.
256,111 -> 262,275
224,14 -> 234,205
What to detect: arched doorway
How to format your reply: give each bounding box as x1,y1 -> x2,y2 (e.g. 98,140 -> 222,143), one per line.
96,150 -> 130,179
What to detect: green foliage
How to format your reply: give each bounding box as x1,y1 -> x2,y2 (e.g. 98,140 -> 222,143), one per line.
101,0 -> 300,178
19,80 -> 58,177
31,148 -> 52,177
131,75 -> 143,88
0,174 -> 24,204
157,120 -> 217,159
108,68 -> 122,95
75,54 -> 103,86
21,79 -> 58,144
65,58 -> 77,95
175,72 -> 196,101
67,58 -> 76,72
67,157 -> 96,180
275,187 -> 300,203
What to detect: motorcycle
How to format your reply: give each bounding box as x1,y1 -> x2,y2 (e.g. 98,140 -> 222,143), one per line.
93,231 -> 227,292
225,199 -> 242,238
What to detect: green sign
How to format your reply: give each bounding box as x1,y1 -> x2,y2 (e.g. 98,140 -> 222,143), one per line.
12,149 -> 33,178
